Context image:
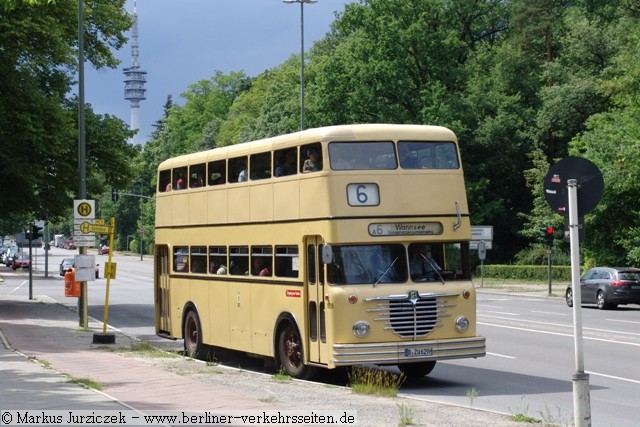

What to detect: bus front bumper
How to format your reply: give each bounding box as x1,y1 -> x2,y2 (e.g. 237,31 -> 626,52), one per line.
331,336 -> 486,366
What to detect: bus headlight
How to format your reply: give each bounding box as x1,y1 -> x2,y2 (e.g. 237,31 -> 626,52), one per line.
352,321 -> 370,338
455,316 -> 470,332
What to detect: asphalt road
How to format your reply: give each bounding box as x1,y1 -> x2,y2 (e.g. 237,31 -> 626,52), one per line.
3,246 -> 639,426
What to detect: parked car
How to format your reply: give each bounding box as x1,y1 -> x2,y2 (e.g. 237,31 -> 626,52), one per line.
4,246 -> 19,267
12,254 -> 30,270
59,257 -> 74,276
99,245 -> 109,255
59,257 -> 99,279
566,267 -> 640,310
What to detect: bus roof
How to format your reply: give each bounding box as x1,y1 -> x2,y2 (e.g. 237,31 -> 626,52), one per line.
157,124 -> 457,170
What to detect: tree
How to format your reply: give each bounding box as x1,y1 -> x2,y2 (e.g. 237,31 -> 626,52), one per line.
0,0 -> 133,220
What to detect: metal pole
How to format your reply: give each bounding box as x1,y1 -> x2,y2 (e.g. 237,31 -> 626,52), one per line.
568,178 -> 591,426
78,0 -> 88,328
284,0 -> 316,131
547,248 -> 552,295
299,1 -> 304,131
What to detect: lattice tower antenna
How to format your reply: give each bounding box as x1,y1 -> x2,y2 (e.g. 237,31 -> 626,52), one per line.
123,0 -> 147,135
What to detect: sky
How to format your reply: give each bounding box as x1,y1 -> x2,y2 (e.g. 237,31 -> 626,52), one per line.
84,0 -> 356,144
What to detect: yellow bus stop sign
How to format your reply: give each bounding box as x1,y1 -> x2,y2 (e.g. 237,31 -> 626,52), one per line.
104,262 -> 117,279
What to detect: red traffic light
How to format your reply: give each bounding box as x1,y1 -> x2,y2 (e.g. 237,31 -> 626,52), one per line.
545,227 -> 554,235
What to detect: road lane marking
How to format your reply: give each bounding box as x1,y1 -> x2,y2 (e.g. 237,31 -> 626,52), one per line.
606,318 -> 640,325
479,322 -> 640,347
7,280 -> 28,295
587,371 -> 640,384
487,352 -> 516,359
478,310 -> 520,316
531,310 -> 568,316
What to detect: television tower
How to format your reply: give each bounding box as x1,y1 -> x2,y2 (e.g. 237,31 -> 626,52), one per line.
123,0 -> 147,140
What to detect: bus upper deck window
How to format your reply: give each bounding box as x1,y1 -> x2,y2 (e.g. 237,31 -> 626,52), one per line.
301,143 -> 322,173
173,166 -> 188,190
208,160 -> 226,186
159,170 -> 172,192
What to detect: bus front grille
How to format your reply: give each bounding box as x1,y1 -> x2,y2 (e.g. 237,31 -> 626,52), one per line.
367,291 -> 456,339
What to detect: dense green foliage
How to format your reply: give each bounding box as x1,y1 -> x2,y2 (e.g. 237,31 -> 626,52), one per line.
0,0 -> 136,237
478,264 -> 572,282
3,0 -> 640,265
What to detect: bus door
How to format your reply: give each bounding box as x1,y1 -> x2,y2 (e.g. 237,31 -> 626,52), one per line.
154,245 -> 171,335
305,236 -> 330,365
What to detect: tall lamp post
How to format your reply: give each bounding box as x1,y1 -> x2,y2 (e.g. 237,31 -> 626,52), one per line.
283,0 -> 317,131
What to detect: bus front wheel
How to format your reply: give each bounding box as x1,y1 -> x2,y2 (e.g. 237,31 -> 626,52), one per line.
277,323 -> 315,380
398,361 -> 436,378
183,309 -> 204,358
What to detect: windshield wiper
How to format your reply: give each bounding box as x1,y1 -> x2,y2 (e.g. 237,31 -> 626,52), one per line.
373,257 -> 398,287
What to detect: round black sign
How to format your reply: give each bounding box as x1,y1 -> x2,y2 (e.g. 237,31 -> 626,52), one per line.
543,156 -> 604,216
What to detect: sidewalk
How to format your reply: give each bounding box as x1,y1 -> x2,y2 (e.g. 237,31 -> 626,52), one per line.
0,294 -> 274,414
0,279 -> 524,427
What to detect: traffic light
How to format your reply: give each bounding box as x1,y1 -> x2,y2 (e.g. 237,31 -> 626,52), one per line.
540,226 -> 554,247
31,224 -> 43,239
111,187 -> 119,202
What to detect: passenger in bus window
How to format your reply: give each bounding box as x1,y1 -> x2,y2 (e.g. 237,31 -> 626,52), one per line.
210,258 -> 227,275
176,174 -> 185,190
238,159 -> 248,182
275,149 -> 296,177
409,245 -> 441,281
302,147 -> 322,173
252,257 -> 271,276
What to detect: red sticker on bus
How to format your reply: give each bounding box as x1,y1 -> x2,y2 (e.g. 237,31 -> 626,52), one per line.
286,289 -> 301,297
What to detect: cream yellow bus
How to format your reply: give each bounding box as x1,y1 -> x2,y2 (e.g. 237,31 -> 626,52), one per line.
154,124 -> 485,379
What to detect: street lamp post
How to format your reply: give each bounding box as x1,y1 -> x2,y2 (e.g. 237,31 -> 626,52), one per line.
283,0 -> 317,131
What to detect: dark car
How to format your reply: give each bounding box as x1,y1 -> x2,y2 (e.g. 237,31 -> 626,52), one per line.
566,267 -> 640,310
12,254 -> 30,270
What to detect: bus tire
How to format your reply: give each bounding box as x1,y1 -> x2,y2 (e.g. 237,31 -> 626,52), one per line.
183,309 -> 204,358
277,322 -> 315,380
397,361 -> 436,378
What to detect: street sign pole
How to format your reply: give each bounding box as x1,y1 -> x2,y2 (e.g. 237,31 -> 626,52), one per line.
568,179 -> 591,427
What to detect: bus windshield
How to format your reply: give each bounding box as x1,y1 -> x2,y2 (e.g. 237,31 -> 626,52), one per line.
327,242 -> 468,285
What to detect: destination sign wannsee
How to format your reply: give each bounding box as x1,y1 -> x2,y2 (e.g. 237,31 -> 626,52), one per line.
369,222 -> 443,236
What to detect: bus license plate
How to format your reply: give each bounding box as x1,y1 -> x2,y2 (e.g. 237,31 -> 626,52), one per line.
403,347 -> 433,357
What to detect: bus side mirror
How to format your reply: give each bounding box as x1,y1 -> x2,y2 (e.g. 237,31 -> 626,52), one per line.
321,244 -> 333,264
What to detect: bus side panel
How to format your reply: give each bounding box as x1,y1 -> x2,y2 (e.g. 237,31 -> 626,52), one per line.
168,277 -> 189,339
171,192 -> 190,226
250,283 -> 275,355
208,279 -> 231,348
207,189 -> 228,224
273,180 -> 300,220
228,281 -> 253,352
250,183 -> 273,222
189,191 -> 207,225
191,280 -> 211,343
300,176 -> 331,219
228,186 -> 250,223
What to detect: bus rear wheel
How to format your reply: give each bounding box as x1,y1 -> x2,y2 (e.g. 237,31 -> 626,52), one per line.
183,309 -> 204,358
277,323 -> 315,380
398,361 -> 436,378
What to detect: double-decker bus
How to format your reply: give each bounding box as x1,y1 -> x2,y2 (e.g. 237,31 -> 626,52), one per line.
154,124 -> 485,379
